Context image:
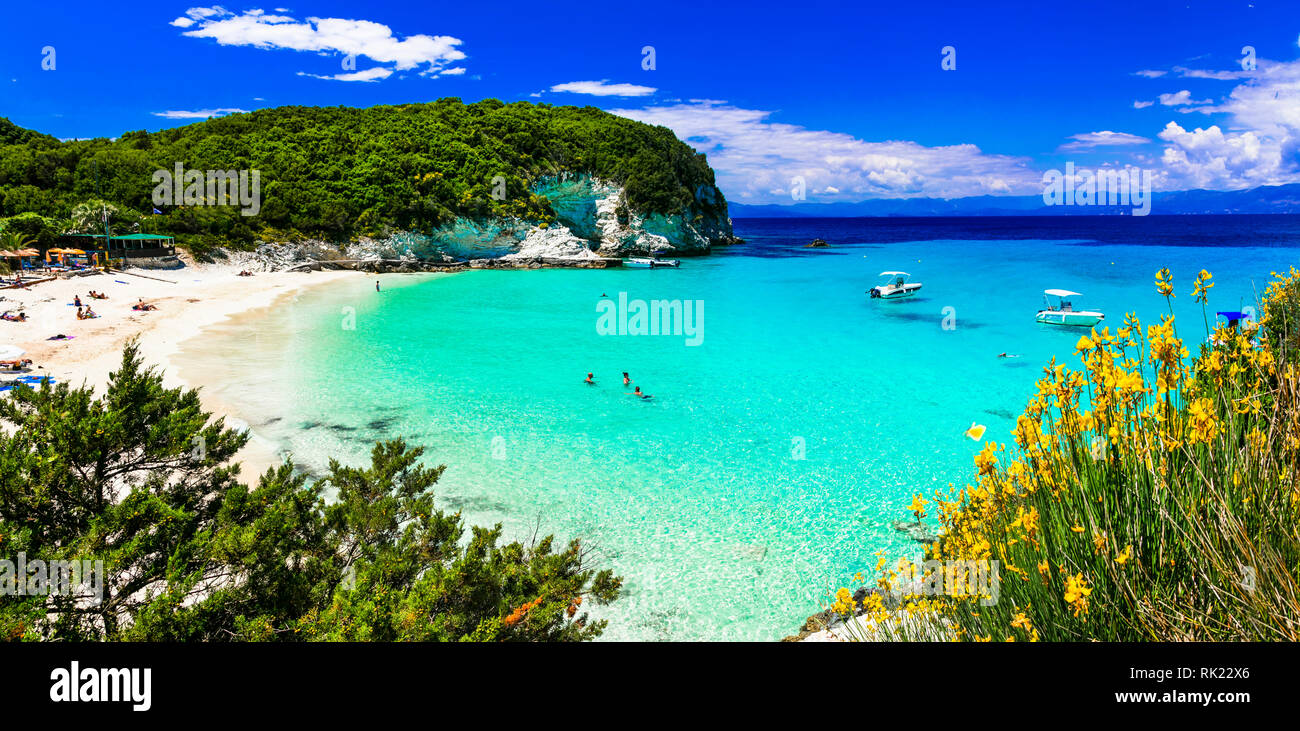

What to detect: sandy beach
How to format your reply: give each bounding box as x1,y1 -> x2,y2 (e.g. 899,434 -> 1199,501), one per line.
0,257 -> 360,476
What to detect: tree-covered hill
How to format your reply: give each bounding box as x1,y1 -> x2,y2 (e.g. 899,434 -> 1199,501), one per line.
0,99 -> 729,249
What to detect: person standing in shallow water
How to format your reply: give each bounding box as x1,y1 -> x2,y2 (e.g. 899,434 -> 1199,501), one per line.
375,280 -> 381,292
622,372 -> 631,386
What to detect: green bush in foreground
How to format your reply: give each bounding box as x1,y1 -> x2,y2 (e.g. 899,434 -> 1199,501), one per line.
0,344 -> 620,641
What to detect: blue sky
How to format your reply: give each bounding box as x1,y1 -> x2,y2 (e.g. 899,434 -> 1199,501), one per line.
3,0 -> 1299,204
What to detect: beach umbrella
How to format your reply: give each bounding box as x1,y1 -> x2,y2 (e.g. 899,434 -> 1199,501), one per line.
16,249 -> 38,256
64,249 -> 86,255
0,345 -> 25,360
0,251 -> 18,257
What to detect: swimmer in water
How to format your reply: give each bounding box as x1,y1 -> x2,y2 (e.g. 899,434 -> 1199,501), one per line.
998,352 -> 1022,359
632,386 -> 651,399
584,372 -> 595,384
622,372 -> 631,386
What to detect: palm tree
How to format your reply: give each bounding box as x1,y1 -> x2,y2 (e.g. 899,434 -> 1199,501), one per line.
0,230 -> 37,274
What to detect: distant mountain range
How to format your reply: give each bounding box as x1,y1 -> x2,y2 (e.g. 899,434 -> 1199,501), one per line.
728,183 -> 1300,218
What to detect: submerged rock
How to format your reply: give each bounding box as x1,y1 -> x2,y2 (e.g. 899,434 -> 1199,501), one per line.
805,238 -> 830,248
892,519 -> 941,544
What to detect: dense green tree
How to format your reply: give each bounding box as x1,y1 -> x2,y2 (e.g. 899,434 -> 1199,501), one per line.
0,99 -> 730,249
0,345 -> 621,641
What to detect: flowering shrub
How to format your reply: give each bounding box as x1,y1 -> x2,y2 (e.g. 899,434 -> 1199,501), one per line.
829,267 -> 1300,641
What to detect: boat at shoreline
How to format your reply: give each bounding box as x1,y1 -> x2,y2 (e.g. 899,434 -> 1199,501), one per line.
1035,289 -> 1104,327
625,256 -> 681,268
868,271 -> 922,299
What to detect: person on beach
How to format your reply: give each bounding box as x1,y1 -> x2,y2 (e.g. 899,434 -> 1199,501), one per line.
73,295 -> 81,307
376,280 -> 381,292
584,372 -> 595,384
622,372 -> 631,386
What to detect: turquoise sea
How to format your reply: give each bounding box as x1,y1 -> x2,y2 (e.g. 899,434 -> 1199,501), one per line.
176,216 -> 1300,641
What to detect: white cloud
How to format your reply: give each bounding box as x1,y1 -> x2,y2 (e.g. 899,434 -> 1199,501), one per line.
1133,100 -> 1155,109
1173,65 -> 1254,81
297,67 -> 392,82
1059,130 -> 1151,151
151,108 -> 248,119
1153,58 -> 1300,189
439,67 -> 466,76
1159,90 -> 1212,106
1134,69 -> 1167,78
173,7 -> 465,79
549,80 -> 656,97
609,101 -> 1042,203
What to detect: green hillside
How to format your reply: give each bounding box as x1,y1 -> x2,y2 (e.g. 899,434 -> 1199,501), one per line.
0,99 -> 728,250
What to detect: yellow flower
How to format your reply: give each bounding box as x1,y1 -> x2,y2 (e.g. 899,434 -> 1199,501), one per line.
1192,269 -> 1214,303
1070,523 -> 1085,533
1187,397 -> 1219,445
1011,612 -> 1033,632
907,493 -> 928,520
1064,573 -> 1092,619
1115,545 -> 1132,566
1155,267 -> 1174,297
974,441 -> 999,476
1092,530 -> 1108,553
831,587 -> 856,617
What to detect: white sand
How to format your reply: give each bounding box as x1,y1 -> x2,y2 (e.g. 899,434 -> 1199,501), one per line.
0,256 -> 359,476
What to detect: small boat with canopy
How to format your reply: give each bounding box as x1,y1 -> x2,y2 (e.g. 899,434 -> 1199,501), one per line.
1035,289 -> 1104,327
869,271 -> 922,299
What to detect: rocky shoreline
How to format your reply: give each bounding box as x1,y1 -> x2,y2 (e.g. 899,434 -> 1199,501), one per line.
283,256 -> 626,273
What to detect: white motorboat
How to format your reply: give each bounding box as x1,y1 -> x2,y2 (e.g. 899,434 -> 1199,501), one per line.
1036,289 -> 1104,327
868,271 -> 922,299
624,256 -> 680,268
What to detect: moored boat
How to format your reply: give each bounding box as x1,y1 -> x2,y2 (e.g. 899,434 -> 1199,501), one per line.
1035,289 -> 1104,327
624,256 -> 680,268
868,271 -> 922,299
